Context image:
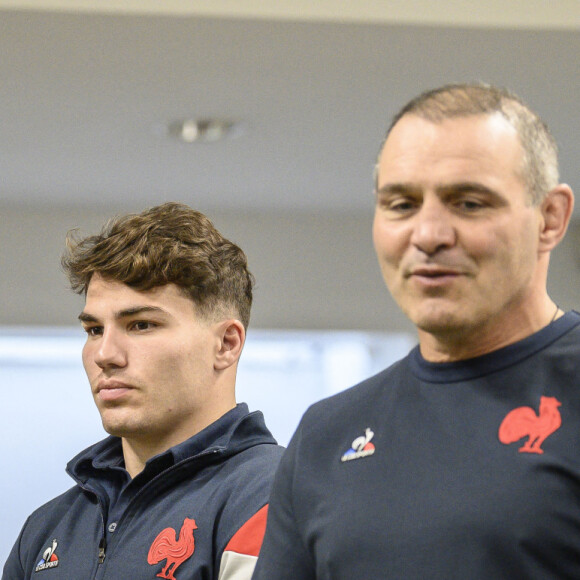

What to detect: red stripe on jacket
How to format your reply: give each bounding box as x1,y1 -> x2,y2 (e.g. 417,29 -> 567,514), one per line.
224,504 -> 269,557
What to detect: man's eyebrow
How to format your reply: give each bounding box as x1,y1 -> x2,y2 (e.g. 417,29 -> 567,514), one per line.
436,182 -> 497,195
78,312 -> 98,323
375,183 -> 418,195
376,182 -> 500,197
78,306 -> 167,323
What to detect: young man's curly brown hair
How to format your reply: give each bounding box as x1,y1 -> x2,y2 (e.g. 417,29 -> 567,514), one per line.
62,202 -> 254,328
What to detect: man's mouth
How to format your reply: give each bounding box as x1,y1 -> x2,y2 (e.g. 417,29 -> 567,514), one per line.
96,380 -> 134,402
407,266 -> 463,287
410,266 -> 461,278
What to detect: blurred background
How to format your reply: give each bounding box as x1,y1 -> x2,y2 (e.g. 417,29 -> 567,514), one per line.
1,0 -> 579,564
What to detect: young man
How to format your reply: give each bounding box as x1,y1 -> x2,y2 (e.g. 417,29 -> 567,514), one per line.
253,84 -> 580,578
3,202 -> 284,580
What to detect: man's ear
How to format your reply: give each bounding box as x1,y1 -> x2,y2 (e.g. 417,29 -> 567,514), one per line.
538,184 -> 575,252
214,319 -> 245,371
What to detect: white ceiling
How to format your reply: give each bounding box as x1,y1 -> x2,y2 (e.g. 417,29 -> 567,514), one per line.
1,1 -> 579,215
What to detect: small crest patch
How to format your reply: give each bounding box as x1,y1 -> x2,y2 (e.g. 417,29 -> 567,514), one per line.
35,539 -> 59,572
341,427 -> 376,462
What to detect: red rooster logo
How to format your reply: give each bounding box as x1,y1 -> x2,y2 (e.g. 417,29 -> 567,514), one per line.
498,396 -> 562,454
147,517 -> 197,580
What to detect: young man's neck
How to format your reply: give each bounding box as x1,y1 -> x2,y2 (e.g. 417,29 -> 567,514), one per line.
121,402 -> 237,478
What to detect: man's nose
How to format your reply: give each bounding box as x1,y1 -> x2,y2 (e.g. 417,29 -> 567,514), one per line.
94,329 -> 127,369
410,199 -> 456,255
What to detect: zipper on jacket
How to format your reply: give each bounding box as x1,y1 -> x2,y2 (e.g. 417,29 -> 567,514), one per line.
94,508 -> 107,579
74,482 -> 107,573
98,537 -> 106,564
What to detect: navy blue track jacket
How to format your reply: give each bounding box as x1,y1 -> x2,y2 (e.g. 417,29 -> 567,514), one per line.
3,404 -> 283,580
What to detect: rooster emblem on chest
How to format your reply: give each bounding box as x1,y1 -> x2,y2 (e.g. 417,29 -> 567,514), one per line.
147,517 -> 197,580
498,396 -> 562,454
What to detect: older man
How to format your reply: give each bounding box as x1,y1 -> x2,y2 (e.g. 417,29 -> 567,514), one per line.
253,83 -> 579,579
